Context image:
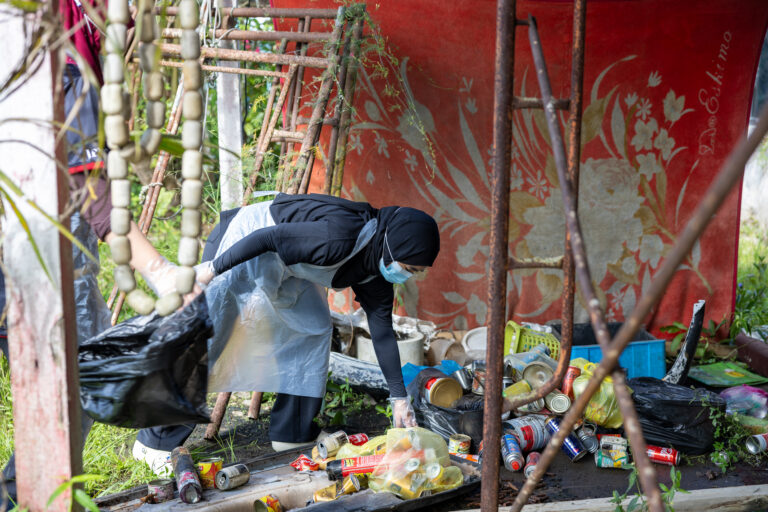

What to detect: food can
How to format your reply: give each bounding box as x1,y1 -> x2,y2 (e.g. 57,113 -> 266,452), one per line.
347,433 -> 369,446
576,424 -> 599,454
500,433 -> 524,472
337,474 -> 361,496
425,461 -> 445,482
544,391 -> 571,414
471,362 -> 487,395
313,483 -> 338,503
561,366 -> 581,399
517,398 -> 545,414
215,464 -> 251,490
326,455 -> 386,480
503,415 -> 550,452
545,416 -> 587,462
522,362 -> 555,389
147,479 -> 174,503
253,494 -> 283,512
746,433 -> 768,454
448,433 -> 472,455
196,457 -> 223,489
523,452 -> 540,479
424,377 -> 463,407
646,445 -> 680,466
318,431 -> 349,459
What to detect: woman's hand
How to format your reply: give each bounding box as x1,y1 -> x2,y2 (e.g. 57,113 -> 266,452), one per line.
389,396 -> 417,428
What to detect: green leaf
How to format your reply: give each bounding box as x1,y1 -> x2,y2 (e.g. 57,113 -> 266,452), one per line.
46,481 -> 72,508
69,474 -> 104,484
73,489 -> 100,512
660,483 -> 669,492
0,189 -> 52,283
628,495 -> 640,512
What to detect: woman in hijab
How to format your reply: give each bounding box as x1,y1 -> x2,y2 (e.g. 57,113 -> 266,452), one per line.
133,193 -> 440,475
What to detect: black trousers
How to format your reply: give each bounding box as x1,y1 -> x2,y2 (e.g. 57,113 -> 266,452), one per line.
136,393 -> 323,450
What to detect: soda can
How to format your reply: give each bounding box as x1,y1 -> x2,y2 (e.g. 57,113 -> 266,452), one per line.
347,433 -> 369,446
561,366 -> 581,399
503,380 -> 532,399
645,445 -> 680,466
544,391 -> 571,414
403,458 -> 422,473
336,474 -> 361,496
425,461 -> 445,482
448,434 -> 472,454
523,452 -> 540,478
196,457 -> 223,489
318,431 -> 348,459
503,415 -> 550,452
290,454 -> 319,472
746,433 -> 768,454
576,423 -> 599,454
147,479 -> 174,503
313,483 -> 338,503
500,433 -> 524,471
253,494 -> 283,512
216,464 -> 251,490
544,416 -> 587,462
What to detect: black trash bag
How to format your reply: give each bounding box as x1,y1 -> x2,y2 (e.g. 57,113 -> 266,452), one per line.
628,377 -> 726,455
407,368 -> 484,450
79,294 -> 212,428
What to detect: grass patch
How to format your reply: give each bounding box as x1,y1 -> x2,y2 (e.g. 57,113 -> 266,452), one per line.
733,216 -> 768,338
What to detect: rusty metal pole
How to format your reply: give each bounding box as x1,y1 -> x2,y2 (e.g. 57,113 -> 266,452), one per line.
0,7 -> 81,509
510,101 -> 768,512
481,1 -> 515,511
204,392 -> 233,440
248,392 -> 263,420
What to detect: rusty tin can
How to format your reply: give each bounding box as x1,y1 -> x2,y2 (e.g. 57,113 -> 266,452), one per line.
197,457 -> 223,489
147,479 -> 174,503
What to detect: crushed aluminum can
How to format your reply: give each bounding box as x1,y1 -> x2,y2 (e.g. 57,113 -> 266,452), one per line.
347,433 -> 369,446
646,445 -> 680,466
313,483 -> 338,503
336,473 -> 361,497
290,454 -> 319,472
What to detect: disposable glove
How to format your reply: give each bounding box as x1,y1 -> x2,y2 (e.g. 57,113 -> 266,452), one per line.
194,260 -> 216,287
389,396 -> 417,428
142,256 -> 178,297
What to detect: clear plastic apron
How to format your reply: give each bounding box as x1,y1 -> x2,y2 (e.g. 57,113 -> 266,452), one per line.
205,200 -> 378,397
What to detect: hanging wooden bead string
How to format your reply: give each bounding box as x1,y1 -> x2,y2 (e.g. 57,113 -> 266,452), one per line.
102,0 -> 204,316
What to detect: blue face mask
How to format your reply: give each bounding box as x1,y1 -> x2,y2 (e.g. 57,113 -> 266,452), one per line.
379,232 -> 413,284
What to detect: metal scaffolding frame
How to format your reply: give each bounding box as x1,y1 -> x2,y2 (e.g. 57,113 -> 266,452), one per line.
483,0 -> 768,511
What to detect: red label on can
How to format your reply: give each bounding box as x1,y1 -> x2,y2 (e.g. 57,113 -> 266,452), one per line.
562,366 -> 581,399
290,454 -> 319,471
425,377 -> 438,390
348,433 -> 369,446
646,445 -> 679,466
341,455 -> 386,476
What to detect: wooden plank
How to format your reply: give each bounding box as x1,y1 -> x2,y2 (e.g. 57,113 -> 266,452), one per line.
459,484 -> 768,512
0,2 -> 82,510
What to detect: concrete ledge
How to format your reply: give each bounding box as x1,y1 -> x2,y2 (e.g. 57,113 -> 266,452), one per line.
460,484 -> 768,512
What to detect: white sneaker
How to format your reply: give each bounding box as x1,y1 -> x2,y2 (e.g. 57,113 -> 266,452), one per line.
132,440 -> 173,477
271,440 -> 309,452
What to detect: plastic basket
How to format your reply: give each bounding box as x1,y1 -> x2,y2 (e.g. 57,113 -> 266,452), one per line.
504,321 -> 560,360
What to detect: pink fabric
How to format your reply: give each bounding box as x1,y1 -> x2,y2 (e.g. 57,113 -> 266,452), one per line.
61,0 -> 105,84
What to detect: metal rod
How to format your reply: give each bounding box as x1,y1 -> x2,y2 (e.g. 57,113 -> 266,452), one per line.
159,43 -> 329,68
157,6 -> 338,18
290,7 -> 346,194
330,16 -> 364,196
481,1 -> 515,510
509,36 -> 768,512
512,96 -> 569,110
153,58 -> 288,78
204,392 -> 232,440
508,255 -> 563,269
162,27 -> 330,43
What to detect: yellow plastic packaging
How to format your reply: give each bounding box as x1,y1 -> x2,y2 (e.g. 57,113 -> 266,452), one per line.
571,361 -> 626,428
335,435 -> 388,459
368,428 -> 461,500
